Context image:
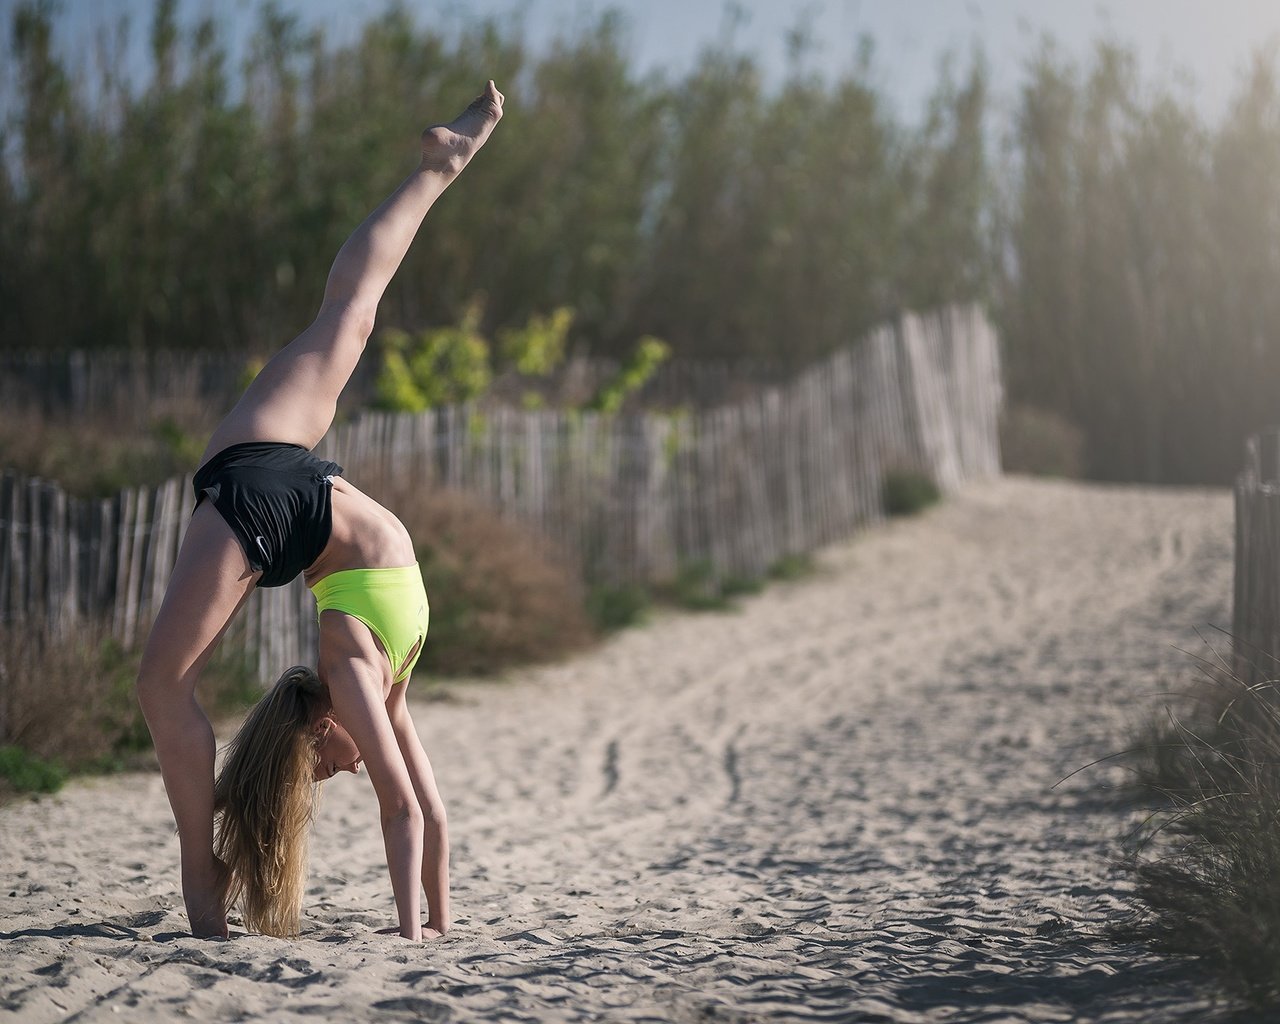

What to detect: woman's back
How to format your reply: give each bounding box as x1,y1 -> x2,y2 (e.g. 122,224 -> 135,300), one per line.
304,478 -> 417,585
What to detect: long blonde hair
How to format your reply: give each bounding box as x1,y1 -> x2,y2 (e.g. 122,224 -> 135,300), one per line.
213,665 -> 325,937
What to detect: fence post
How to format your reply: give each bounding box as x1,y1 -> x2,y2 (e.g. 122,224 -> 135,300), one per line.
1234,428 -> 1280,687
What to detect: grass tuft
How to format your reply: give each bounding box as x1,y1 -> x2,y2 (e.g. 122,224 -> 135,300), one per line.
768,553 -> 816,581
0,745 -> 66,794
882,469 -> 941,516
587,583 -> 651,632
1120,650 -> 1280,1006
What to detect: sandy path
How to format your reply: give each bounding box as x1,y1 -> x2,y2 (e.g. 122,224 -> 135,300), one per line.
0,477 -> 1249,1023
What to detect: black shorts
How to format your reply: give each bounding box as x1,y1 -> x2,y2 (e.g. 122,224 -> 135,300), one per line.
192,442 -> 344,588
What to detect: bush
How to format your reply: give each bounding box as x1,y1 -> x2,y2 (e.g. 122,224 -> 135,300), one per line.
373,313 -> 493,413
1120,659 -> 1280,1006
719,574 -> 765,599
882,469 -> 941,516
365,484 -> 595,675
0,622 -> 149,780
655,559 -> 769,612
769,553 -> 816,581
999,405 -> 1086,478
587,583 -> 650,632
0,745 -> 66,795
667,559 -> 731,611
0,618 -> 264,798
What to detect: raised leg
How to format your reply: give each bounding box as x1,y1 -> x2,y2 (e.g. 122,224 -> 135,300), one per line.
201,81 -> 505,460
136,504 -> 260,937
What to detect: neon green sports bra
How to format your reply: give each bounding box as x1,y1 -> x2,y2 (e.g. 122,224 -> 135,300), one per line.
311,564 -> 430,684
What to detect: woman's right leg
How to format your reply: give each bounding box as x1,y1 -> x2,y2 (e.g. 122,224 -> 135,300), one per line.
136,504 -> 259,937
201,82 -> 504,460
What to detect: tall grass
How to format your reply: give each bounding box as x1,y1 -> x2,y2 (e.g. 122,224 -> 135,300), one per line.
1122,650 -> 1280,1005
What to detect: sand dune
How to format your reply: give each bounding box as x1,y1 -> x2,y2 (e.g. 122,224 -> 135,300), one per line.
0,477 -> 1251,1022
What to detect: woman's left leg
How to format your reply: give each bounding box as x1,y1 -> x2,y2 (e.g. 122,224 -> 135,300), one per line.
201,81 -> 505,459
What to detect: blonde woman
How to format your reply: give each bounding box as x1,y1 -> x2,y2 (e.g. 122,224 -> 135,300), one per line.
136,83 -> 504,940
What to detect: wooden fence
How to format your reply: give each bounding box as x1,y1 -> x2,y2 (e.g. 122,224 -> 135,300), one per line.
0,347 -> 781,423
0,305 -> 1003,679
1234,427 -> 1280,686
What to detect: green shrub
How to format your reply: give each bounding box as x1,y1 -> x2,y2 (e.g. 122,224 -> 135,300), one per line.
374,311 -> 493,413
588,336 -> 671,414
719,574 -> 765,599
587,583 -> 651,632
662,559 -> 771,611
0,745 -> 66,794
769,553 -> 816,581
668,559 -> 731,611
1000,405 -> 1086,477
882,469 -> 941,516
499,307 -> 574,377
198,652 -> 268,718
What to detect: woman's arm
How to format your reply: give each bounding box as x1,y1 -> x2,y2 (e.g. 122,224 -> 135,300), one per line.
320,620 -> 425,939
387,683 -> 451,934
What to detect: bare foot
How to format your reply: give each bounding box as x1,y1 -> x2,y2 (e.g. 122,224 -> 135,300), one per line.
420,80 -> 504,175
185,856 -> 231,939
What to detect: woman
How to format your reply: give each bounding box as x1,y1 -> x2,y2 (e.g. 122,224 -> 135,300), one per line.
136,82 -> 504,941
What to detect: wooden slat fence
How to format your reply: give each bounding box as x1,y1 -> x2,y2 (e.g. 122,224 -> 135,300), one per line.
0,348 -> 783,423
0,304 -> 1003,677
1234,427 -> 1280,686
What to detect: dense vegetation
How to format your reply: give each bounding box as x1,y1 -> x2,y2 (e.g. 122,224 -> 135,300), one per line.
3,2 -> 1279,483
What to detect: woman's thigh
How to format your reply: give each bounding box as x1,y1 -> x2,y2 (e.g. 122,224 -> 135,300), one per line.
139,503 -> 262,696
201,302 -> 370,463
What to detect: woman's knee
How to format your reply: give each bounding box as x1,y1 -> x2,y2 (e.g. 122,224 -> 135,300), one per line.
136,643 -> 199,717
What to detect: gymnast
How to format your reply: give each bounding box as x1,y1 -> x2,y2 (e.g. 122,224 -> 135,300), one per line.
136,82 -> 504,940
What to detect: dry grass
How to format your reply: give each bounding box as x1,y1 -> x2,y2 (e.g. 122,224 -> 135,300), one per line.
0,405 -> 213,498
1121,647 -> 1280,1005
0,618 -> 260,799
0,621 -> 148,777
363,480 -> 596,676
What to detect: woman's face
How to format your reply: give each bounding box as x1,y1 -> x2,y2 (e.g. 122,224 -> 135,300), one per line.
313,715 -> 362,782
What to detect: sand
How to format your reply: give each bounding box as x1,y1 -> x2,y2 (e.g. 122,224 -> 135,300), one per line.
0,476 -> 1253,1023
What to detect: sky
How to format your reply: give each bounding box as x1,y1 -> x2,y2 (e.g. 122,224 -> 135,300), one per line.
14,0 -> 1280,124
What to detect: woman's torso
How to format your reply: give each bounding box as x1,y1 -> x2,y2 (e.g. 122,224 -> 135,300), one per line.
303,477 -> 417,587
